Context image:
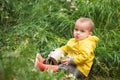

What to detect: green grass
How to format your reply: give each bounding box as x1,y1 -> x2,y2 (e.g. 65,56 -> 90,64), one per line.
0,0 -> 120,80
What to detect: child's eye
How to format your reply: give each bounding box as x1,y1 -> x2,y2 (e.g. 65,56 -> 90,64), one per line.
74,28 -> 78,31
80,30 -> 85,32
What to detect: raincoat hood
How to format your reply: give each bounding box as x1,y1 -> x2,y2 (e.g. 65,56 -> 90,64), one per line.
87,36 -> 99,42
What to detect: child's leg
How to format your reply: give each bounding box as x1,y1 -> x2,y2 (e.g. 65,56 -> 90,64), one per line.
36,61 -> 58,71
59,64 -> 86,79
36,53 -> 45,62
34,53 -> 45,68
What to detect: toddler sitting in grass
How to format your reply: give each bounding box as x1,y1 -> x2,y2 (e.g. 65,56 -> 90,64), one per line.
35,17 -> 99,79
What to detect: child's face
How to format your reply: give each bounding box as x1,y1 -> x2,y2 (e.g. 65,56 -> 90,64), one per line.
74,21 -> 92,41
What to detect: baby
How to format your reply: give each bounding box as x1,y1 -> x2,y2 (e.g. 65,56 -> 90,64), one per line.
35,17 -> 99,79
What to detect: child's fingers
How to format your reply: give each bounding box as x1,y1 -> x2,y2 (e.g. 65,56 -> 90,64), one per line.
61,60 -> 69,65
62,62 -> 69,65
61,59 -> 66,63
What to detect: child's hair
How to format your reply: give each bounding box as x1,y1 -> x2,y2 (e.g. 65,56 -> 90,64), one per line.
77,18 -> 94,32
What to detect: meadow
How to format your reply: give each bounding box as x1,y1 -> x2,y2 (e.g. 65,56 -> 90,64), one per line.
0,0 -> 120,80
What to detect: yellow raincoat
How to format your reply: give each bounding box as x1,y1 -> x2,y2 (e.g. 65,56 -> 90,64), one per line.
61,36 -> 99,77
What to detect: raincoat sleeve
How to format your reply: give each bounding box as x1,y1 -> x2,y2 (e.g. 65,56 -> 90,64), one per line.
61,45 -> 68,55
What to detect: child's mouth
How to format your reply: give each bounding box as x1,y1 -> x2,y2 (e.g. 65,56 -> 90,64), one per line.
75,35 -> 79,39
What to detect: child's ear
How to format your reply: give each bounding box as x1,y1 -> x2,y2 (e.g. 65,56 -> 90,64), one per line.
89,32 -> 92,35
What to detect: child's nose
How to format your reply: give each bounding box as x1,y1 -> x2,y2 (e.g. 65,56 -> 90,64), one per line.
76,31 -> 80,34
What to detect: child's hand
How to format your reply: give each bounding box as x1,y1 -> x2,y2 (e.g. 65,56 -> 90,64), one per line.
61,58 -> 70,65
